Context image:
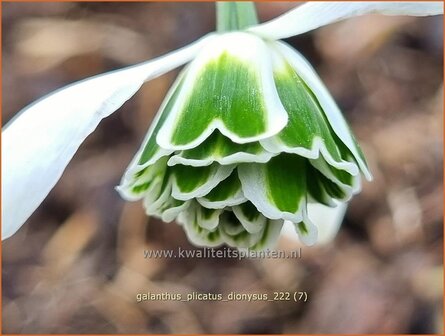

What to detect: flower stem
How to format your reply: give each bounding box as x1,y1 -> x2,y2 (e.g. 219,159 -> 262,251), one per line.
216,2 -> 259,32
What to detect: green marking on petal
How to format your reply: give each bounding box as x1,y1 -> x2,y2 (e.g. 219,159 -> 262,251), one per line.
268,61 -> 344,163
197,170 -> 246,209
237,202 -> 258,221
306,160 -> 352,205
298,222 -> 308,235
171,52 -> 266,145
131,181 -> 151,194
144,168 -> 173,213
310,157 -> 361,201
306,168 -> 335,206
138,74 -> 186,164
271,41 -> 372,180
232,201 -> 266,234
169,130 -> 274,166
160,198 -> 186,213
157,33 -> 288,150
201,207 -> 215,220
219,211 -> 263,248
238,153 -> 307,223
118,72 -> 186,200
118,156 -> 168,201
249,219 -> 283,251
198,206 -> 223,230
323,180 -> 345,199
173,164 -> 213,193
265,154 -> 306,213
292,216 -> 318,246
221,212 -> 246,236
202,170 -> 242,201
179,203 -> 223,247
171,163 -> 234,200
327,164 -> 354,187
134,169 -> 147,178
160,198 -> 189,223
331,130 -> 369,176
143,174 -> 190,223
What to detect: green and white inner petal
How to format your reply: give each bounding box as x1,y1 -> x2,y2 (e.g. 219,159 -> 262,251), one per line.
171,163 -> 235,200
307,166 -> 354,207
288,214 -> 318,246
219,211 -> 264,248
306,166 -> 339,207
306,154 -> 361,206
272,40 -> 372,181
238,153 -> 307,224
156,32 -> 288,150
261,46 -> 359,176
143,171 -> 190,222
143,166 -> 171,213
196,206 -> 224,231
159,198 -> 190,223
116,156 -> 168,201
310,157 -> 361,199
248,219 -> 284,251
168,130 -> 276,167
232,201 -> 266,234
178,203 -> 223,247
117,70 -> 187,199
197,170 -> 246,209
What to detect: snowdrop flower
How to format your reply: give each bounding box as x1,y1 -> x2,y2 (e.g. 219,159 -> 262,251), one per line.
3,2 -> 443,248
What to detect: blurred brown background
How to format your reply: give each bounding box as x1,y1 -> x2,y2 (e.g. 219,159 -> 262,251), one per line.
2,2 -> 443,334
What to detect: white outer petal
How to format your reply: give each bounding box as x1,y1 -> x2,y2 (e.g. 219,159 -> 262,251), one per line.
248,2 -> 443,40
1,34 -> 215,240
308,202 -> 347,244
273,41 -> 372,180
281,201 -> 347,245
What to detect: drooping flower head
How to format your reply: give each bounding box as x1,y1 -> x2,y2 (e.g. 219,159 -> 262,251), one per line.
117,31 -> 371,248
2,2 -> 443,246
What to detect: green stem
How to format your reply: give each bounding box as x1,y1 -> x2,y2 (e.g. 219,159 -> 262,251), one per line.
216,2 -> 259,32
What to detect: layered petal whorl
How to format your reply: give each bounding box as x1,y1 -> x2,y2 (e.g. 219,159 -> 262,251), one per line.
156,32 -> 289,149
118,32 -> 370,250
